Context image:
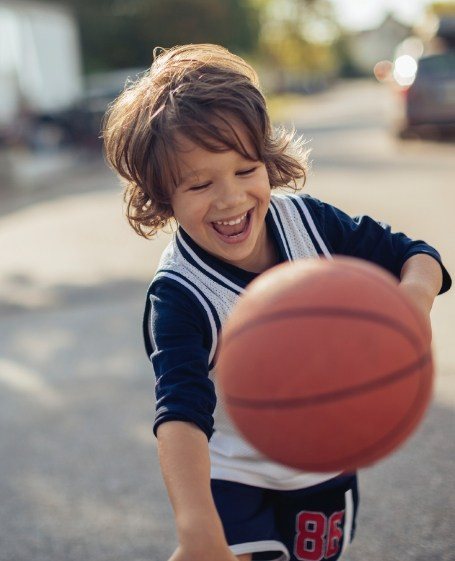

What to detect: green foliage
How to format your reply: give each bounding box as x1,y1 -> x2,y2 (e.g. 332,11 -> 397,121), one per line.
34,0 -> 353,81
254,0 -> 341,76
428,1 -> 455,16
41,0 -> 260,73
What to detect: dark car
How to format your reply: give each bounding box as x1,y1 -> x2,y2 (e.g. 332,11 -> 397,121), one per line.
19,68 -> 146,152
397,52 -> 455,138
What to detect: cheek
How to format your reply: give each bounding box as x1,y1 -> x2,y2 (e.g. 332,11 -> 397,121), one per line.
257,169 -> 271,190
258,176 -> 272,201
171,195 -> 208,228
170,199 -> 188,226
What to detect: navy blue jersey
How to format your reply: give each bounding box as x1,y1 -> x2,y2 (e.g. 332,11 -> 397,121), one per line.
144,193 -> 451,489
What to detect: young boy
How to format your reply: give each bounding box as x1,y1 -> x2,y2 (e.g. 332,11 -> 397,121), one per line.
103,44 -> 451,561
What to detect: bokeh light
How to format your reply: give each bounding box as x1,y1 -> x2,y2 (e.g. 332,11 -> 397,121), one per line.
393,54 -> 418,87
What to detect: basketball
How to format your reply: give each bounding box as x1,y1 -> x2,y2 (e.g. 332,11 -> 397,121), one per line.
217,257 -> 433,472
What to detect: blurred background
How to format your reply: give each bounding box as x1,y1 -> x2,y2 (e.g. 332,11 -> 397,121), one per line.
0,1 -> 454,560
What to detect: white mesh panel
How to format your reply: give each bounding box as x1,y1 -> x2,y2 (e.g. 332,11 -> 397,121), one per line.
154,195 -> 340,490
273,195 -> 319,259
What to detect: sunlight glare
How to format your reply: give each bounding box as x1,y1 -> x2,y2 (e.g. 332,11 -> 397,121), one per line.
393,55 -> 418,86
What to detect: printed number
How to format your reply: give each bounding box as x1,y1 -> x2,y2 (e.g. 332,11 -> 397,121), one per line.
295,512 -> 326,561
326,512 -> 344,558
294,510 -> 345,561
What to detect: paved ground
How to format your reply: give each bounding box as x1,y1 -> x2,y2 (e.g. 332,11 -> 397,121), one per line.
0,79 -> 454,561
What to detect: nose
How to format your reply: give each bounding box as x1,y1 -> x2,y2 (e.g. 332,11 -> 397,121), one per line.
214,177 -> 247,211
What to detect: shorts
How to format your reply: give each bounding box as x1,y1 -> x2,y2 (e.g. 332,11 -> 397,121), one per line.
211,474 -> 358,561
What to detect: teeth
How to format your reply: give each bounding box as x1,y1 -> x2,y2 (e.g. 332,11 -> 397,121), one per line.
214,212 -> 247,226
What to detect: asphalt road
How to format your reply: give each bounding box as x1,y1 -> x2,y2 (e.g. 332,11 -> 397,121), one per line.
0,80 -> 454,561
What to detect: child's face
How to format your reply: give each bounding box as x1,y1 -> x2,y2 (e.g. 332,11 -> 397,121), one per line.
170,123 -> 273,272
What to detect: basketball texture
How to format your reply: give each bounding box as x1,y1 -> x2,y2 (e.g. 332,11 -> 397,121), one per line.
217,257 -> 433,472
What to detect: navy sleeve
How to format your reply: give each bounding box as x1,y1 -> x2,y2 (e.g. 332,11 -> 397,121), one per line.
145,279 -> 216,440
304,196 -> 451,294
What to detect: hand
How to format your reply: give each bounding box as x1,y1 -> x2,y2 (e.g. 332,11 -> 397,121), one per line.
168,543 -> 239,561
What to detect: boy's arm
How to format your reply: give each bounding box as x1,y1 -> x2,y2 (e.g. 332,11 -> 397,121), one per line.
157,421 -> 237,561
303,196 -> 451,295
399,253 -> 443,336
399,253 -> 443,314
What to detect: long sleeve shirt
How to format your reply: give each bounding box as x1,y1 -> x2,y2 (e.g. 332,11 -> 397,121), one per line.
143,193 -> 451,489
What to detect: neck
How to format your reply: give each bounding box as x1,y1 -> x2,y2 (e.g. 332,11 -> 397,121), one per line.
246,223 -> 278,274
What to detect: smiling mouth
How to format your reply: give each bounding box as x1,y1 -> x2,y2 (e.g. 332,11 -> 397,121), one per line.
211,209 -> 253,238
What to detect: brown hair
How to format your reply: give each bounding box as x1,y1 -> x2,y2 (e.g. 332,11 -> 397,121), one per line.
103,44 -> 309,238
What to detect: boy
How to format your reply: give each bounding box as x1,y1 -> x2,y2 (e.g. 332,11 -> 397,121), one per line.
103,44 -> 451,561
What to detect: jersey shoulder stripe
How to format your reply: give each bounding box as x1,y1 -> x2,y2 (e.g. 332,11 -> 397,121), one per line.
176,230 -> 244,295
270,193 -> 320,259
154,270 -> 220,366
287,194 -> 332,258
269,198 -> 293,260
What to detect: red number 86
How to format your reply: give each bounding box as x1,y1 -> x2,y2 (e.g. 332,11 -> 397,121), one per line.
294,510 -> 344,560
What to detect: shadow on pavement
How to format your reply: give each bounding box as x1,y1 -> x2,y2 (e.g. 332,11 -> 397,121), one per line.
0,279 -> 453,560
0,281 -> 174,561
0,274 -> 148,318
0,153 -> 115,219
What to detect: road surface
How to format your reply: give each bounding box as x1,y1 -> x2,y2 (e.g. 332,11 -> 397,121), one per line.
0,80 -> 454,561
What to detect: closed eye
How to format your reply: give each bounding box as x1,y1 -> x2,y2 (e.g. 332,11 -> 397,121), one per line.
189,182 -> 211,191
236,167 -> 257,176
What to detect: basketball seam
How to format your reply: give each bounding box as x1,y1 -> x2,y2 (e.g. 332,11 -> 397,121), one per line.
225,352 -> 431,408
332,262 -> 429,340
222,307 -> 426,351
220,262 -> 432,470
271,359 -> 433,471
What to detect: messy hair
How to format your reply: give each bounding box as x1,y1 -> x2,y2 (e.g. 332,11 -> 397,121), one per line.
103,44 -> 309,238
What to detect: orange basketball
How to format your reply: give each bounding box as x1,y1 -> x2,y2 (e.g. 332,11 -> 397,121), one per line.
217,257 -> 433,472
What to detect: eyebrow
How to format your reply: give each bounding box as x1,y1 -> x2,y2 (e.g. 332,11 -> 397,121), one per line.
179,170 -> 208,185
178,154 -> 258,186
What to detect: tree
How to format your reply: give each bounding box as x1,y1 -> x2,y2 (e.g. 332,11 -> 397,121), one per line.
250,0 -> 341,78
37,0 -> 260,73
428,1 -> 455,17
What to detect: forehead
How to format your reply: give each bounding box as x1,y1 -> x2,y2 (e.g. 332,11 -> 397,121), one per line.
172,117 -> 256,178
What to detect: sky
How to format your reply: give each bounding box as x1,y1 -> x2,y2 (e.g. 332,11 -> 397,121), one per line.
331,0 -> 434,30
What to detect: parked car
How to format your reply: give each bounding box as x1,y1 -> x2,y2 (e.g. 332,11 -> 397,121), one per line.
14,68 -> 146,152
395,52 -> 455,138
70,67 -> 146,149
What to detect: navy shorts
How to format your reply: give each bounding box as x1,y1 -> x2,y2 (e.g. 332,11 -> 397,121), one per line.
211,474 -> 359,561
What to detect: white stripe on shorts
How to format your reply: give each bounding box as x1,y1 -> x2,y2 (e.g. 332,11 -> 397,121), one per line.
230,539 -> 290,561
341,488 -> 354,556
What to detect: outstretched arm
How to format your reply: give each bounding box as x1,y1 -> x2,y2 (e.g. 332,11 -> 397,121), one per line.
399,253 -> 443,315
157,421 -> 238,561
399,253 -> 443,338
